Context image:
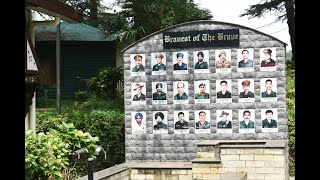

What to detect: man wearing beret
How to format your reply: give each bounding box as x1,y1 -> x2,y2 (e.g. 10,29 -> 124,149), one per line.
195,83 -> 209,99
174,82 -> 188,100
239,80 -> 254,98
261,48 -> 276,67
217,111 -> 232,129
238,49 -> 254,68
132,54 -> 145,72
217,80 -> 231,98
132,83 -> 146,101
262,109 -> 277,128
152,53 -> 166,71
216,50 -> 231,69
153,83 -> 166,100
194,51 -> 208,69
261,79 -> 276,97
153,112 -> 168,130
173,52 -> 187,70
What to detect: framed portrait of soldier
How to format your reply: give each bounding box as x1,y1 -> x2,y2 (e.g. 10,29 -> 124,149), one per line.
238,109 -> 255,133
153,111 -> 168,134
174,111 -> 189,134
193,50 -> 209,73
132,111 -> 146,134
238,79 -> 255,103
216,79 -> 232,103
195,110 -> 211,134
173,81 -> 189,104
260,47 -> 277,71
261,108 -> 278,133
194,80 -> 210,104
237,48 -> 254,72
215,49 -> 231,73
260,78 -> 277,102
173,51 -> 188,74
130,54 -> 146,76
131,82 -> 146,105
151,52 -> 167,75
216,109 -> 232,134
152,82 -> 167,104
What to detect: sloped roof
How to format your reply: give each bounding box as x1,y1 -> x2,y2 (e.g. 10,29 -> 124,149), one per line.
35,22 -> 117,41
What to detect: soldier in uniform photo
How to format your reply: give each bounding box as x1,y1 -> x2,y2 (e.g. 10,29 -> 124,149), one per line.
238,49 -> 254,68
194,51 -> 208,69
174,82 -> 188,100
217,111 -> 232,128
152,52 -> 166,71
261,79 -> 277,97
196,111 -> 210,129
132,83 -> 146,101
131,54 -> 145,72
262,109 -> 277,128
239,110 -> 254,128
216,50 -> 231,69
195,83 -> 209,99
153,112 -> 168,130
261,48 -> 276,67
239,80 -> 254,98
173,52 -> 187,70
153,83 -> 166,100
174,112 -> 189,129
217,80 -> 231,98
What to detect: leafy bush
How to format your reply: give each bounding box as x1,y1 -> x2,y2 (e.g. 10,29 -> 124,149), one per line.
287,69 -> 295,176
87,66 -> 124,100
25,123 -> 100,179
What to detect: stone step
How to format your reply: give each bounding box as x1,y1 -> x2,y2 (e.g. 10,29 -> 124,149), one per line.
221,172 -> 247,180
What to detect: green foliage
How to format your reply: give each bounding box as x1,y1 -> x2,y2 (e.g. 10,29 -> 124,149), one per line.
287,68 -> 295,176
26,122 -> 100,179
87,66 -> 124,100
74,90 -> 91,102
36,111 -> 69,133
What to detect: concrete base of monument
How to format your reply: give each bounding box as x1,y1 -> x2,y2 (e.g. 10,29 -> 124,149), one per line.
76,140 -> 289,180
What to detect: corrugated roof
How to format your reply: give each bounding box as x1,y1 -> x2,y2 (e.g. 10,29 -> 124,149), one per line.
35,22 -> 117,41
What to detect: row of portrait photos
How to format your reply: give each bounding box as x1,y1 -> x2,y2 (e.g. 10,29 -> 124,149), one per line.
132,109 -> 279,134
132,78 -> 277,104
131,48 -> 277,76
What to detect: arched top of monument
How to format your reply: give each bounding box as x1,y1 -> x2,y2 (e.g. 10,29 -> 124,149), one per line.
121,20 -> 287,53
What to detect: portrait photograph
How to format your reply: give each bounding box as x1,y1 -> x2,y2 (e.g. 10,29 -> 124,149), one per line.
172,51 -> 188,74
174,110 -> 190,134
131,82 -> 146,105
261,108 -> 278,133
216,79 -> 232,103
173,81 -> 189,104
152,82 -> 167,104
130,53 -> 146,76
153,111 -> 168,134
260,78 -> 277,102
194,80 -> 210,104
193,50 -> 209,73
216,109 -> 233,134
237,48 -> 254,72
151,52 -> 167,75
132,111 -> 146,134
238,109 -> 255,133
238,79 -> 255,103
195,110 -> 211,134
259,47 -> 277,71
215,49 -> 231,73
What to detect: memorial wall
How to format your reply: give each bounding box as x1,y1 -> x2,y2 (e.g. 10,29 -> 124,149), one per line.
122,20 -> 287,162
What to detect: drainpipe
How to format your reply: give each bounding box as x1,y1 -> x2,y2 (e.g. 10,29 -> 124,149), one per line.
27,11 -> 60,133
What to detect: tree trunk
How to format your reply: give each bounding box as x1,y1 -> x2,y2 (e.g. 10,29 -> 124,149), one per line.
284,0 -> 295,64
